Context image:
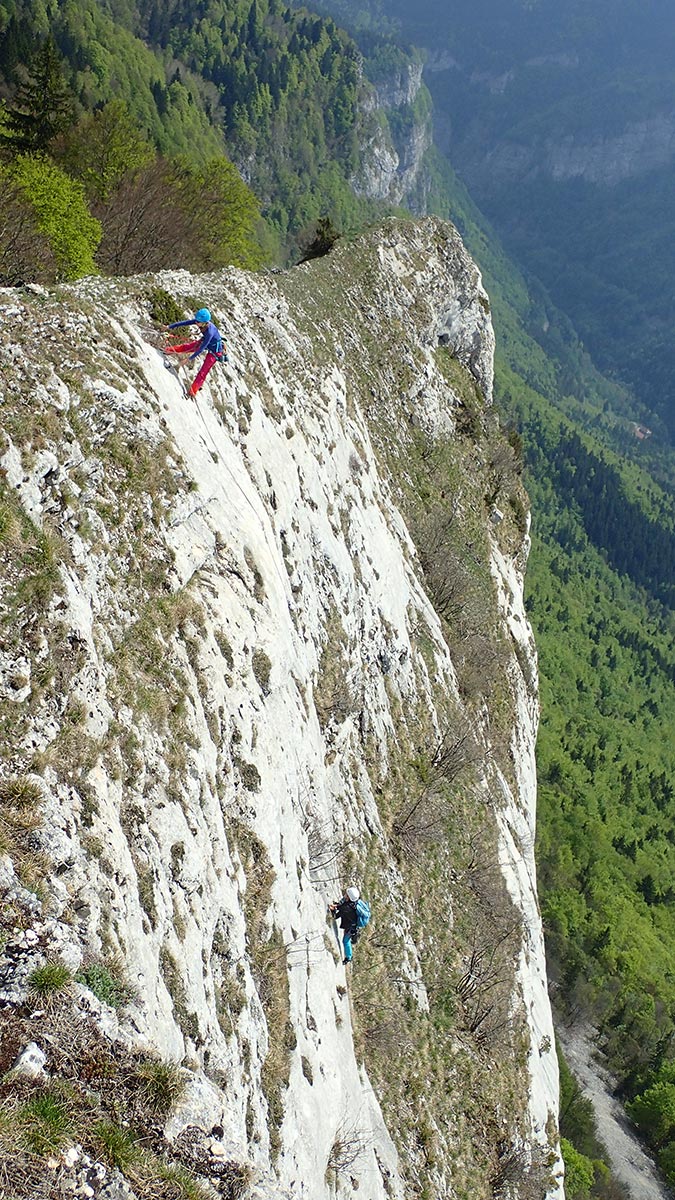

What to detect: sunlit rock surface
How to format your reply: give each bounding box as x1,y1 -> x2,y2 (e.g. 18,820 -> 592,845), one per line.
0,217 -> 563,1199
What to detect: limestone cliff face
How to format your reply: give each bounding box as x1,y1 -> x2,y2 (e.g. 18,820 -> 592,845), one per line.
0,218 -> 563,1199
353,65 -> 432,206
467,109 -> 675,186
371,60 -> 425,111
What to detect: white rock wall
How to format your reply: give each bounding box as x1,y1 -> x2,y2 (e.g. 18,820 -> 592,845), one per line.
0,217 -> 561,1199
491,541 -> 564,1199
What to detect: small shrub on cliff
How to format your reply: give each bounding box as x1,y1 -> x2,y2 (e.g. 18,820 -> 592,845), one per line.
326,1115 -> 369,1185
393,718 -> 480,850
135,1058 -> 187,1116
434,347 -> 484,438
16,527 -> 63,610
252,647 -> 272,694
0,777 -> 42,808
20,1086 -> 74,1155
485,435 -> 520,508
75,961 -> 133,1009
28,961 -> 73,998
93,1119 -> 140,1171
415,505 -> 483,628
0,775 -> 45,889
491,1139 -> 556,1200
147,285 -> 185,327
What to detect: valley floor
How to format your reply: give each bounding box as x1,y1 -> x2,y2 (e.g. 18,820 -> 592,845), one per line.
557,1020 -> 673,1200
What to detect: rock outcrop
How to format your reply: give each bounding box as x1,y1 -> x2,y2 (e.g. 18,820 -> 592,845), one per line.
353,64 -> 432,206
465,109 -> 675,187
0,217 -> 563,1199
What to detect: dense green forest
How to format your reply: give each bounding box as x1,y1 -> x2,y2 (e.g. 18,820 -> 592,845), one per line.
0,0 -> 412,265
0,33 -> 267,279
517,378 -> 675,1195
477,168 -> 675,446
495,318 -> 675,1193
135,0 -> 378,242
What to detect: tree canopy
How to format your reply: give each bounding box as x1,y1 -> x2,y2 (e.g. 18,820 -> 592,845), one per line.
2,155 -> 101,280
0,36 -> 267,280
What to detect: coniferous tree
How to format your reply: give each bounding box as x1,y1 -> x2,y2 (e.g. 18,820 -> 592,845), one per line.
2,38 -> 74,155
298,215 -> 340,261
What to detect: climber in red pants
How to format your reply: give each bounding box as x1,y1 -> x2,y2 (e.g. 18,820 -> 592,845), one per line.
164,307 -> 227,396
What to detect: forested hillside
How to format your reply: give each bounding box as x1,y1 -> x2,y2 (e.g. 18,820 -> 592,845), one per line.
135,0 -> 376,241
513,377 -> 675,1193
497,311 -> 675,1196
404,142 -> 675,1193
404,38 -> 675,1152
0,29 -> 268,279
0,0 -> 423,264
0,0 -> 223,158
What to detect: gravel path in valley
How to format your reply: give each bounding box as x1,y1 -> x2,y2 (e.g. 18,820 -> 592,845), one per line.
557,1021 -> 673,1200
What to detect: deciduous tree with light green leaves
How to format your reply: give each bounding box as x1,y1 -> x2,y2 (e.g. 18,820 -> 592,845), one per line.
6,155 -> 101,280
659,1140 -> 675,1185
627,1081 -> 675,1148
560,1139 -> 595,1199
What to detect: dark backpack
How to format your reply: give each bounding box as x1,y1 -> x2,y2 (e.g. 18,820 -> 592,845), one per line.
355,898 -> 371,929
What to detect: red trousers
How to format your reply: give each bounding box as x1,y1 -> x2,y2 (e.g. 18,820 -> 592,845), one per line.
166,341 -> 219,393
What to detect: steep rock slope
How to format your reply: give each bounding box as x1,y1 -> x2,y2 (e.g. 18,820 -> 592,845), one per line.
354,61 -> 432,206
0,218 -> 563,1199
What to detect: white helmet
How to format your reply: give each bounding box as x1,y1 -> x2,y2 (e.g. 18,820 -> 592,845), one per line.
346,886 -> 360,902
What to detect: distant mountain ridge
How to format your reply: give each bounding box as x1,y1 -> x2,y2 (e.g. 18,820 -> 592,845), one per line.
306,0 -> 675,442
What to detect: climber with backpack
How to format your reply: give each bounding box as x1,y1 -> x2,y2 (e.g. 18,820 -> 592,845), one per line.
163,307 -> 227,397
328,885 -> 371,965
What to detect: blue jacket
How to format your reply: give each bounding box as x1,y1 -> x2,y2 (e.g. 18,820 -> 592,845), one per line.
168,319 -> 224,360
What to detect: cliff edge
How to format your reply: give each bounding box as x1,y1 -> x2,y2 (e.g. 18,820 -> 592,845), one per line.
0,217 -> 563,1200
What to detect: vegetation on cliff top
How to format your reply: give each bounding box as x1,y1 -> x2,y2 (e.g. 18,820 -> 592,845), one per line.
0,0 -> 412,271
